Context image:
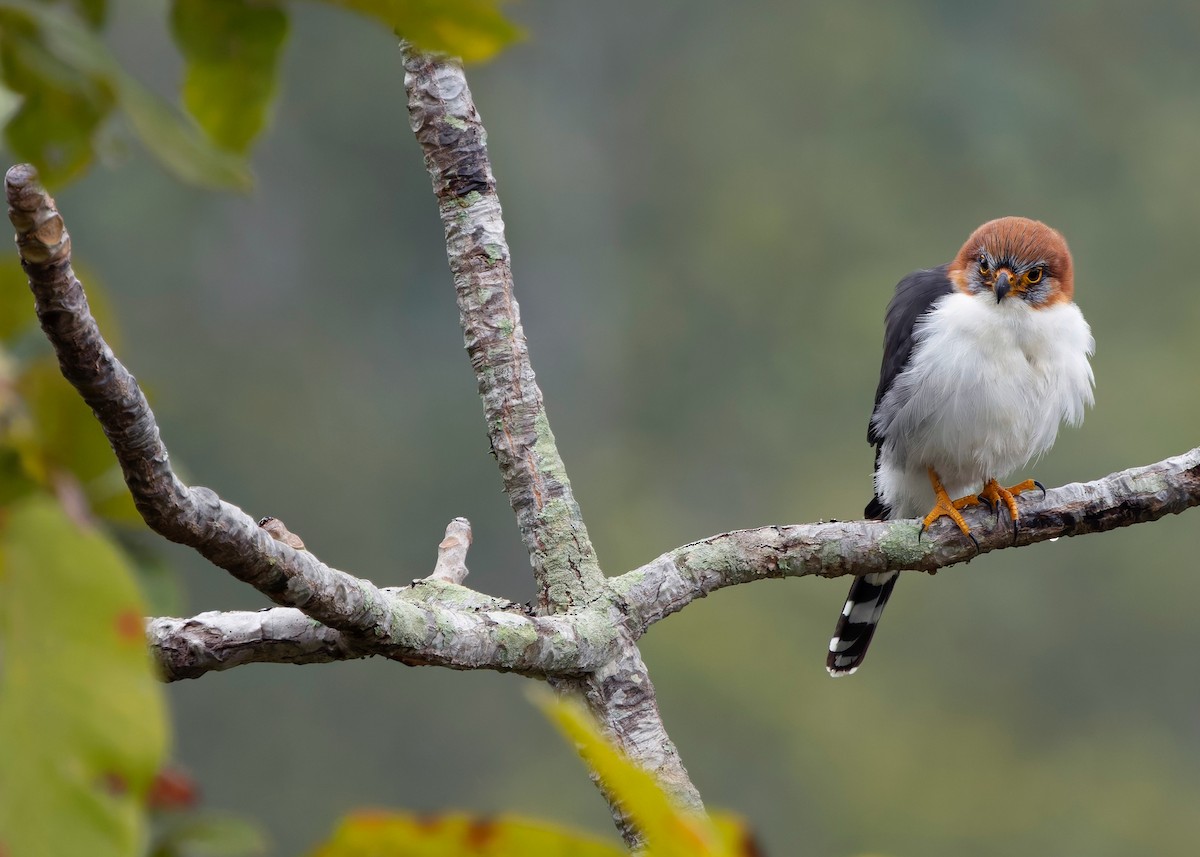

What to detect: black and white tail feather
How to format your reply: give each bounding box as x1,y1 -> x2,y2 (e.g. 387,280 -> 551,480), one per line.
827,266 -> 953,677
827,496 -> 896,676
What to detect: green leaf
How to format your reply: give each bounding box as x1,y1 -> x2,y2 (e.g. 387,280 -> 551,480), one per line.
3,85 -> 107,185
0,10 -> 115,187
15,357 -> 128,496
0,496 -> 169,857
0,77 -> 19,124
151,812 -> 268,857
117,78 -> 253,191
0,348 -> 39,507
310,811 -> 627,857
170,0 -> 288,153
68,0 -> 107,29
319,0 -> 522,63
119,537 -> 184,618
0,258 -> 35,343
0,0 -> 252,190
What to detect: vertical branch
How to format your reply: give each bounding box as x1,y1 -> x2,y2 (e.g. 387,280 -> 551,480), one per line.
402,46 -> 603,613
399,47 -> 706,846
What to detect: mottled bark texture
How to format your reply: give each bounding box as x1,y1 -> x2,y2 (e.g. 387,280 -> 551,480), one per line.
5,166 -> 618,679
8,45 -> 1200,852
400,47 -> 701,842
402,49 -> 602,613
610,446 -> 1200,637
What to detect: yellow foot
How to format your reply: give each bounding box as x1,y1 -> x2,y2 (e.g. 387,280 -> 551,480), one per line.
975,478 -> 1046,538
918,468 -> 980,550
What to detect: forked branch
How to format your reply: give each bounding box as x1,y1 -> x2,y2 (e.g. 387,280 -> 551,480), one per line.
8,42 -> 1200,854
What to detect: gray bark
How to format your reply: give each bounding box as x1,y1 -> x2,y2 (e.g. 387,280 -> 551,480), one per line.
7,46 -> 1200,851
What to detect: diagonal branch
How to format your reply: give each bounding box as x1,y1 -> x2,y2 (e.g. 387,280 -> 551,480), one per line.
401,46 -> 603,612
4,167 -> 620,681
610,447 -> 1200,636
400,47 -> 703,844
5,165 -> 398,639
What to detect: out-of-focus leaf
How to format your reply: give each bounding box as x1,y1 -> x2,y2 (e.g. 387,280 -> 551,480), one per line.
535,691 -> 758,857
17,357 -> 115,481
8,354 -> 141,527
117,78 -> 252,190
0,347 -> 39,506
0,496 -> 169,856
0,10 -> 114,186
321,0 -> 522,63
310,810 -> 626,857
118,536 -> 183,616
68,0 -> 107,29
0,346 -> 39,505
170,0 -> 288,153
3,86 -> 108,185
0,77 -> 18,123
151,812 -> 268,857
0,0 -> 252,190
0,258 -> 35,342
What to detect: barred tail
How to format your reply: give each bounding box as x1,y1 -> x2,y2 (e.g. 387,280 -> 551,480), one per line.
826,571 -> 898,677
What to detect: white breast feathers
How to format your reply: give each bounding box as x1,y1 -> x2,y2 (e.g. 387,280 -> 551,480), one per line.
872,292 -> 1094,517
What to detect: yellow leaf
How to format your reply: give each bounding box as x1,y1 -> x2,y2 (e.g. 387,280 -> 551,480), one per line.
0,497 -> 169,856
533,689 -> 758,857
310,810 -> 626,856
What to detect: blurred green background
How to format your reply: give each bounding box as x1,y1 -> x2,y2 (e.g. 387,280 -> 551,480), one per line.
7,0 -> 1200,854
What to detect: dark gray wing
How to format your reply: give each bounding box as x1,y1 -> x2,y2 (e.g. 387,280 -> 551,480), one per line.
864,263 -> 953,519
867,263 -> 954,445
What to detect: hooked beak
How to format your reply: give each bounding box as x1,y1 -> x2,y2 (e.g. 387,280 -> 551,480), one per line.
993,270 -> 1012,303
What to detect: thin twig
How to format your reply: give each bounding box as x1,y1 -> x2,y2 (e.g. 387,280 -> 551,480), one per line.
430,517 -> 472,584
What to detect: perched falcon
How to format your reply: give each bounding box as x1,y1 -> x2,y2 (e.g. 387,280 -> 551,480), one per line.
827,217 -> 1095,677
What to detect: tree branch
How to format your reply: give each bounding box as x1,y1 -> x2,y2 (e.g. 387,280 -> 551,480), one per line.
5,165 -> 408,641
143,447 -> 1200,680
610,447 -> 1200,636
11,43 -> 1199,853
400,47 -> 702,844
149,609 -> 366,680
3,171 -> 621,679
148,591 -> 619,681
401,46 -> 604,612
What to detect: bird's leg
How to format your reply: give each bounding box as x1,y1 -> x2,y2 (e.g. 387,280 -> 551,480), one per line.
975,478 -> 1046,537
918,467 -> 979,549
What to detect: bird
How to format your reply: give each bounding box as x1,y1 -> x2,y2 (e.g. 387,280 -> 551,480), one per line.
826,216 -> 1095,677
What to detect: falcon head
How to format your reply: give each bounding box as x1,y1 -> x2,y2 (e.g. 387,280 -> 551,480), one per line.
949,216 -> 1074,307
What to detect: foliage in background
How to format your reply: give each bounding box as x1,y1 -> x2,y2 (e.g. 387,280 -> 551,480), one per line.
0,258 -> 166,854
0,497 -> 165,856
308,693 -> 760,856
0,0 -> 519,188
0,261 -> 265,856
5,1 -> 1200,855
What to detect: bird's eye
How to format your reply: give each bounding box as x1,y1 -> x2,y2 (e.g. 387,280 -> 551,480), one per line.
978,257 -> 990,276
1026,267 -> 1044,285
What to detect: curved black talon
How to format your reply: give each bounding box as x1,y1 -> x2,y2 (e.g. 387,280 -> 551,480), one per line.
967,531 -> 980,553
1034,480 -> 1046,500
